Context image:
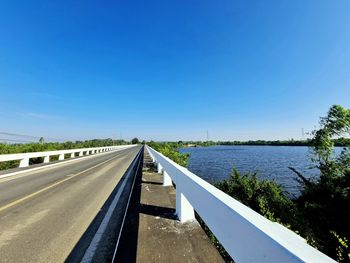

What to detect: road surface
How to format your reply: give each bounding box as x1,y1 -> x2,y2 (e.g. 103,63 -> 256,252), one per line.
0,145 -> 141,262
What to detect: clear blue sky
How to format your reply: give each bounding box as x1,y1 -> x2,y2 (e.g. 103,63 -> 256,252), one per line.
1,1 -> 349,141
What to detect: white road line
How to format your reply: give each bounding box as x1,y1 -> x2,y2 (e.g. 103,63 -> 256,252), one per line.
80,150 -> 142,263
112,149 -> 142,262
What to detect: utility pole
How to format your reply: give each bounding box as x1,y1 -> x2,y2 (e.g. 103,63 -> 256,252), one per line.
301,128 -> 304,140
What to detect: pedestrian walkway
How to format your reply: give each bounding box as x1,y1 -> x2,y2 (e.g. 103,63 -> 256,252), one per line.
116,149 -> 224,262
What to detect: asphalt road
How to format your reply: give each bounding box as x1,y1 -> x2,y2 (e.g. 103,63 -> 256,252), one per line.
0,146 -> 141,263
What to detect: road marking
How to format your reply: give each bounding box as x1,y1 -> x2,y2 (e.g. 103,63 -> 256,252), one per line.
0,153 -> 126,214
81,149 -> 142,263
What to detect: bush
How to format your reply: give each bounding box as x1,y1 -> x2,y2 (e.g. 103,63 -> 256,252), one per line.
147,141 -> 189,167
216,169 -> 295,221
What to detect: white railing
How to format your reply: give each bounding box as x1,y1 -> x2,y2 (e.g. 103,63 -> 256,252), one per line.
0,145 -> 135,168
146,145 -> 335,263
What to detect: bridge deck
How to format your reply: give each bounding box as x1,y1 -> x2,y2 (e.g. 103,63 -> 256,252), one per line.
116,150 -> 223,262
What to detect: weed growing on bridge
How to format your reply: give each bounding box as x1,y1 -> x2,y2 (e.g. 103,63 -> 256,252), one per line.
147,141 -> 189,167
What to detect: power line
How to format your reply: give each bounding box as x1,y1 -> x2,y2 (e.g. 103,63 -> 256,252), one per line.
0,132 -> 40,140
0,138 -> 35,143
0,132 -> 64,142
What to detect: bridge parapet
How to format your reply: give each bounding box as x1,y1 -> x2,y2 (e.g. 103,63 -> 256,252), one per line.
0,145 -> 135,168
146,145 -> 335,263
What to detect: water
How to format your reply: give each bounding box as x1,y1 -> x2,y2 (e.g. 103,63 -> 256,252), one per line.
180,145 -> 320,196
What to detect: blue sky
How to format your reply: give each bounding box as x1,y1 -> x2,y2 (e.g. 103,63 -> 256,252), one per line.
0,1 -> 349,141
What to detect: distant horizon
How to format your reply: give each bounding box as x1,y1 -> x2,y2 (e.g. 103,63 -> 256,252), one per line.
1,130 -> 317,143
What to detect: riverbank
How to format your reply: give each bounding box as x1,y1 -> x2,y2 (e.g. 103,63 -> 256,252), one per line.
180,137 -> 350,148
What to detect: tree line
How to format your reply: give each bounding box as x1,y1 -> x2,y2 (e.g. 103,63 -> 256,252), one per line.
178,138 -> 350,147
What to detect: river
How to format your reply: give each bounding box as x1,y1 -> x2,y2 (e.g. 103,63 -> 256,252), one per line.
180,145 -> 321,196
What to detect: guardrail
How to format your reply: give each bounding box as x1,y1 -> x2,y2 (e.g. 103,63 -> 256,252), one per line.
0,145 -> 135,168
146,145 -> 335,263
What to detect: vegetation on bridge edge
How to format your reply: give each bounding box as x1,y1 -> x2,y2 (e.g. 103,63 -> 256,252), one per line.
147,141 -> 190,167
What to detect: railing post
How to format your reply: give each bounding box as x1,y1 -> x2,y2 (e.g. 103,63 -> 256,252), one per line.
44,156 -> 50,163
70,152 -> 75,158
176,187 -> 195,222
19,157 -> 29,168
163,171 -> 172,186
79,151 -> 83,156
157,163 -> 163,173
58,154 -> 64,161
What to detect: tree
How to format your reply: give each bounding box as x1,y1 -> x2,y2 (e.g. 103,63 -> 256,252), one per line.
291,105 -> 350,260
131,137 -> 140,144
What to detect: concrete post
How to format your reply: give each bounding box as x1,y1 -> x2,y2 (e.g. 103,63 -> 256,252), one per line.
58,154 -> 64,161
163,171 -> 172,186
19,157 -> 29,168
86,151 -> 89,155
79,151 -> 83,156
44,156 -> 50,163
157,163 -> 163,174
176,188 -> 195,222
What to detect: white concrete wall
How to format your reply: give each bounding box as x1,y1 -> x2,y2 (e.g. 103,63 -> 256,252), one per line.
146,145 -> 335,263
0,145 -> 136,168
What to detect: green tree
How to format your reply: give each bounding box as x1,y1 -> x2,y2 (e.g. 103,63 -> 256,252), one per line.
131,137 -> 140,144
292,105 -> 350,259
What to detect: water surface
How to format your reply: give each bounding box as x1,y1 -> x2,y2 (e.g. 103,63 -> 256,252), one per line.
180,145 -> 320,196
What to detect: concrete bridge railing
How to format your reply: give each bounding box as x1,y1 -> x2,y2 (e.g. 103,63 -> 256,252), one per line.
146,145 -> 335,263
0,145 -> 135,168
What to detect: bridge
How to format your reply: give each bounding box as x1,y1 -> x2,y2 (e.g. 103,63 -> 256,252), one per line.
0,145 -> 336,262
